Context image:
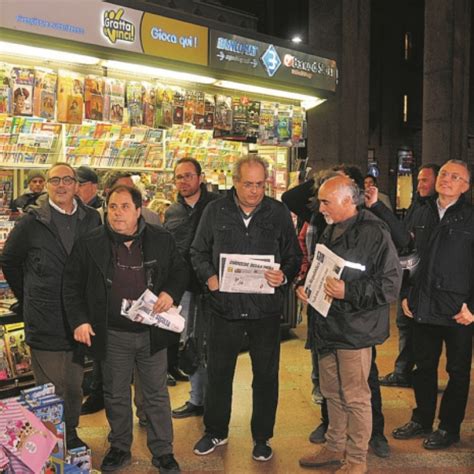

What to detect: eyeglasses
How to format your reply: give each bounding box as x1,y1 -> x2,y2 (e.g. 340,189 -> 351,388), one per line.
47,176 -> 77,186
241,181 -> 266,190
438,170 -> 469,184
175,173 -> 198,182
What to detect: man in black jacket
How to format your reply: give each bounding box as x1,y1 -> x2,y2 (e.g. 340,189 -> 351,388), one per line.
63,185 -> 188,472
10,169 -> 46,212
392,160 -> 474,450
164,157 -> 221,419
366,163 -> 440,387
190,155 -> 301,462
0,162 -> 101,449
298,176 -> 402,473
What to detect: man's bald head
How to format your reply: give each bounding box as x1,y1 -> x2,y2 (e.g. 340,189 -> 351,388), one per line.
318,176 -> 359,224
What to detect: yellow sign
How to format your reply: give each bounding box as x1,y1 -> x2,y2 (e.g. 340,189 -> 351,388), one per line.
103,8 -> 136,44
141,13 -> 208,66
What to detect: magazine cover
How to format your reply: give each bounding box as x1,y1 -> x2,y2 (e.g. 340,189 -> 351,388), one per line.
57,70 -> 84,124
0,63 -> 12,114
33,68 -> 57,119
84,76 -> 104,121
4,323 -> 32,375
11,67 -> 35,116
172,89 -> 185,125
104,77 -> 125,123
184,90 -> 196,124
276,104 -> 292,144
214,95 -> 232,132
126,82 -> 143,126
142,82 -> 156,128
0,328 -> 12,380
291,106 -> 305,146
155,87 -> 173,128
247,100 -> 261,139
258,101 -> 278,145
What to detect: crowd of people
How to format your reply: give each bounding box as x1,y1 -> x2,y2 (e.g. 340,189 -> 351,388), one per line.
0,156 -> 472,474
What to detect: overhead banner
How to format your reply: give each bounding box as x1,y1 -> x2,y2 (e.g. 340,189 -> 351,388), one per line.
0,0 -> 208,66
209,31 -> 337,92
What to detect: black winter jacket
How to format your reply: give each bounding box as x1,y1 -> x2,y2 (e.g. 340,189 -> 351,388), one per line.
0,195 -> 101,350
62,221 -> 189,360
164,184 -> 221,292
406,195 -> 474,326
190,190 -> 302,320
313,210 -> 402,352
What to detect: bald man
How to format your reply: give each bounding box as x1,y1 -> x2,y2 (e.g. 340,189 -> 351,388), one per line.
298,176 -> 401,474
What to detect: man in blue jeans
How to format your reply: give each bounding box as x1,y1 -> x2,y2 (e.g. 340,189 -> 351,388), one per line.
190,156 -> 301,462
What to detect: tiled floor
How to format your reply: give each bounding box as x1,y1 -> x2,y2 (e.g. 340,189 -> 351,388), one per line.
80,307 -> 474,473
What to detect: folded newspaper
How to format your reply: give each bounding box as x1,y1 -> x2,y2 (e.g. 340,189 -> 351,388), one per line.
121,289 -> 185,333
304,244 -> 365,317
219,253 -> 280,294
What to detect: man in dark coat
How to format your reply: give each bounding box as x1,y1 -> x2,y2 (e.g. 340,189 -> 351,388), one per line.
10,169 -> 46,212
164,157 -> 221,418
190,155 -> 301,462
0,162 -> 101,449
392,160 -> 474,450
298,176 -> 401,473
63,184 -> 188,473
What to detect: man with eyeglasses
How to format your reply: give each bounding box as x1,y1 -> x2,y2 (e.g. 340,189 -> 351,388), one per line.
63,184 -> 188,472
163,158 -> 221,419
190,155 -> 301,462
392,159 -> 474,450
0,162 -> 101,450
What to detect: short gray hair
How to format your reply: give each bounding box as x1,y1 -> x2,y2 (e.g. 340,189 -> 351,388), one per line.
47,162 -> 76,179
232,155 -> 269,181
444,159 -> 471,183
323,176 -> 361,205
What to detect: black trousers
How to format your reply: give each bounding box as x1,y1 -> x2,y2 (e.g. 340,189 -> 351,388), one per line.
394,301 -> 415,376
320,346 -> 385,437
411,321 -> 472,436
204,314 -> 281,441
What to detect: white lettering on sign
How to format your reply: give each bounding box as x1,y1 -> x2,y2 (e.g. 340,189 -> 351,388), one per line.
150,27 -> 198,48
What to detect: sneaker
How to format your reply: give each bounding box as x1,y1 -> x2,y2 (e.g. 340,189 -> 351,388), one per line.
369,433 -> 390,458
168,367 -> 189,382
100,447 -> 131,472
167,373 -> 177,387
309,422 -> 328,444
81,394 -> 104,415
172,401 -> 204,419
252,440 -> 273,462
379,372 -> 412,387
193,434 -> 228,455
311,386 -> 324,404
299,447 -> 345,468
152,453 -> 181,473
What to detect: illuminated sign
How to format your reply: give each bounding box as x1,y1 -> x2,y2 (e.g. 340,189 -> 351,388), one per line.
210,31 -> 337,92
102,8 -> 136,44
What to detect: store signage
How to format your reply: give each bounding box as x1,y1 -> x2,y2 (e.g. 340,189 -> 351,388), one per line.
210,31 -> 337,92
141,13 -> 208,66
102,8 -> 136,45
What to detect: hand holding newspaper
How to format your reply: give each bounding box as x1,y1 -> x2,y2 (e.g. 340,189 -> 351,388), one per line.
121,289 -> 185,333
219,253 -> 280,294
304,244 -> 365,317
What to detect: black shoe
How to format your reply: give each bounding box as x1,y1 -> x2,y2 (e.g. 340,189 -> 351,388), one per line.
81,394 -> 104,415
423,429 -> 460,450
369,433 -> 390,458
193,434 -> 228,455
167,373 -> 177,387
152,453 -> 181,473
392,421 -> 431,440
379,372 -> 412,388
100,447 -> 131,471
168,367 -> 189,382
309,422 -> 328,444
252,440 -> 273,462
67,434 -> 89,450
172,401 -> 204,419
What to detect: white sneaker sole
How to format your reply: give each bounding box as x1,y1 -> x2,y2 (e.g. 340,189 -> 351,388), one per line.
253,452 -> 273,462
193,438 -> 228,456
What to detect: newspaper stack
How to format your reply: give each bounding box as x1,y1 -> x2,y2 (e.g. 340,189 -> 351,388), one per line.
121,289 -> 185,333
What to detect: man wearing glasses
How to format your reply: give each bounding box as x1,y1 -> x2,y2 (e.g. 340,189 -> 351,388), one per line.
190,155 -> 301,462
164,158 -> 221,418
392,159 -> 474,450
0,162 -> 101,449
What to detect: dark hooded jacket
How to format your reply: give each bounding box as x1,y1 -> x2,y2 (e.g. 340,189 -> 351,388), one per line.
0,194 -> 101,350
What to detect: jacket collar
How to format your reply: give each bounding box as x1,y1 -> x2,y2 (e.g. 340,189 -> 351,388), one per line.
29,193 -> 88,224
177,183 -> 208,208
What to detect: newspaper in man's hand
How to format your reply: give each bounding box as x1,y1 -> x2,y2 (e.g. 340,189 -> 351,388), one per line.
121,289 -> 185,333
219,253 -> 279,294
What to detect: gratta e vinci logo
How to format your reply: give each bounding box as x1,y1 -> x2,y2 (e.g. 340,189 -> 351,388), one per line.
102,8 -> 135,44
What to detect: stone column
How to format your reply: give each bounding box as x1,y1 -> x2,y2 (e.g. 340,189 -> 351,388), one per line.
422,0 -> 471,164
307,0 -> 371,173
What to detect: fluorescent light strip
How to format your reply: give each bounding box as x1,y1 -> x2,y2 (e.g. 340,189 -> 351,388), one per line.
214,80 -> 325,109
0,41 -> 100,65
103,60 -> 216,85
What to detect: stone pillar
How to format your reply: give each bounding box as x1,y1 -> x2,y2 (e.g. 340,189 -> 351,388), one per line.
307,0 -> 371,173
422,0 -> 471,164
